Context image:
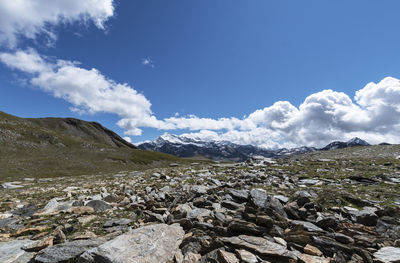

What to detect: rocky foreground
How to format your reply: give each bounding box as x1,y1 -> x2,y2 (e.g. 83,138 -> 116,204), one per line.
1,156 -> 400,263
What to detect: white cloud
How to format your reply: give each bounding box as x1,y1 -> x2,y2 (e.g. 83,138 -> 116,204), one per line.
142,58 -> 155,68
0,49 -> 153,136
0,0 -> 114,47
123,136 -> 132,143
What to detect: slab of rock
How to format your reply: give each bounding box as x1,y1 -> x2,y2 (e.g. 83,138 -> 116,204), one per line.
291,220 -> 324,232
34,239 -> 104,263
250,188 -> 287,219
218,250 -> 239,263
235,249 -> 258,263
103,218 -> 132,228
221,235 -> 297,261
80,223 -> 184,263
373,246 -> 400,263
86,200 -> 112,212
0,240 -> 35,263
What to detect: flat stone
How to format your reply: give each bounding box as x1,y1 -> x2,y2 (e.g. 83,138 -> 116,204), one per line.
34,239 -> 104,263
373,246 -> 400,263
235,249 -> 258,263
218,250 -> 239,263
221,235 -> 297,261
1,182 -> 23,189
304,244 -> 323,256
0,240 -> 35,263
86,200 -> 112,212
103,218 -> 132,228
187,208 -> 212,218
291,220 -> 324,232
80,223 -> 184,263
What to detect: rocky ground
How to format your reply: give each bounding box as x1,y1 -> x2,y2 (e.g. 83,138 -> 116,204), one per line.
1,153 -> 400,263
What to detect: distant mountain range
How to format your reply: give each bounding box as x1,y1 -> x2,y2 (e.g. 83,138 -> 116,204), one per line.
138,133 -> 371,161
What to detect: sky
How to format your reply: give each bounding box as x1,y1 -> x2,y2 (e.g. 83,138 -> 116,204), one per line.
1,1 -> 400,148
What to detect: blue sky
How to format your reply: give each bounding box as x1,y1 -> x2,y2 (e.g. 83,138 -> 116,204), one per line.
1,1 -> 400,148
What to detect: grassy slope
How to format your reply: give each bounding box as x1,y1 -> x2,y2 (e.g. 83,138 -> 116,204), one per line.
0,111 -> 191,180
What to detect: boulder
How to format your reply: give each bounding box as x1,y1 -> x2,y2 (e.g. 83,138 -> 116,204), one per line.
80,223 -> 184,263
373,247 -> 400,263
34,239 -> 104,263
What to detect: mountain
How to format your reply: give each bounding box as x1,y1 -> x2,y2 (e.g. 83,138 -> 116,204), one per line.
138,133 -> 371,161
0,111 -> 180,178
321,137 -> 370,151
138,133 -> 318,161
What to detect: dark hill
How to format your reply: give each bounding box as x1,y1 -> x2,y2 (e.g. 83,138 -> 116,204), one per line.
0,111 -> 180,179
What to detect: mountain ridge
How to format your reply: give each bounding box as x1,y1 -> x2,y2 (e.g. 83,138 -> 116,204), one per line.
138,133 -> 370,161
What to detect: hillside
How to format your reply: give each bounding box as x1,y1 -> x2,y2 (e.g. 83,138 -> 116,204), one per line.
0,111 -> 181,179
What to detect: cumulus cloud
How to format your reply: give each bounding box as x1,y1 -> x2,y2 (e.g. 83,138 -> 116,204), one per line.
0,49 -> 153,136
0,0 -> 114,47
167,77 -> 400,148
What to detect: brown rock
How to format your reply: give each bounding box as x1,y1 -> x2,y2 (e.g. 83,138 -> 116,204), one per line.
304,244 -> 323,256
218,249 -> 239,263
22,236 -> 54,252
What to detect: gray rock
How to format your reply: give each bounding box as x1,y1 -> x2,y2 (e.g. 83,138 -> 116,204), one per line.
250,188 -> 287,219
191,185 -> 208,195
291,220 -> 324,232
103,218 -> 132,228
221,235 -> 297,261
34,239 -> 104,263
187,208 -> 212,218
80,223 -> 184,263
0,240 -> 35,263
86,200 -> 112,212
1,182 -> 23,189
229,189 -> 249,201
373,246 -> 400,262
235,249 -> 258,263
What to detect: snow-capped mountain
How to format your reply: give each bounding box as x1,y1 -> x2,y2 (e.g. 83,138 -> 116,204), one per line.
138,134 -> 371,161
321,137 -> 370,151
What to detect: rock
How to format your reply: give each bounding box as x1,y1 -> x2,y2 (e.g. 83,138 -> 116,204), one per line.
0,240 -> 35,263
71,206 -> 94,215
334,233 -> 354,244
1,182 -> 23,189
22,236 -> 54,252
228,220 -> 269,236
103,218 -> 132,228
34,239 -> 105,263
221,235 -> 297,261
86,200 -> 112,212
356,209 -> 378,226
235,249 -> 258,263
316,216 -> 339,230
80,223 -> 184,263
13,226 -> 47,237
229,189 -> 249,201
191,185 -> 208,195
373,246 -> 400,263
250,188 -> 287,219
274,195 -> 289,204
298,179 -> 321,185
297,253 -> 330,263
218,249 -> 239,263
304,244 -> 323,256
187,208 -> 212,218
291,220 -> 324,232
